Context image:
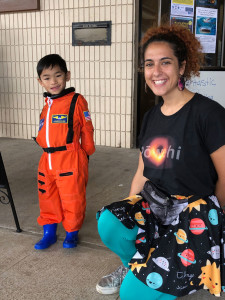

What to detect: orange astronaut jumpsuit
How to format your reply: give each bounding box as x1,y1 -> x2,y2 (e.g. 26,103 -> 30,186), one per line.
35,88 -> 95,232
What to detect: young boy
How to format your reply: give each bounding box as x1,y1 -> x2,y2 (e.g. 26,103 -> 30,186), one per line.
34,54 -> 95,250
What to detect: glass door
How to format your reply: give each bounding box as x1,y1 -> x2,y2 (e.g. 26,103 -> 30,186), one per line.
136,0 -> 225,146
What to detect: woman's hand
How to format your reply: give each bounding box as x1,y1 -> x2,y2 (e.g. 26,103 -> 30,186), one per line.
129,152 -> 148,196
210,145 -> 225,207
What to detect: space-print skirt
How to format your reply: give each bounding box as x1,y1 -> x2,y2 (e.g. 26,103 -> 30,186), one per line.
100,194 -> 225,297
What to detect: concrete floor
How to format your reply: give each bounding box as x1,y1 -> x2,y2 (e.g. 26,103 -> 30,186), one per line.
0,137 -> 224,300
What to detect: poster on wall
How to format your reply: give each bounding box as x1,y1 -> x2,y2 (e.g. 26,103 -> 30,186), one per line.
196,0 -> 218,7
170,16 -> 194,32
171,0 -> 194,17
195,7 -> 217,53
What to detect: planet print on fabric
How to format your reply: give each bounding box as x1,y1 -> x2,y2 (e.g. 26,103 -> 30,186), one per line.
142,201 -> 151,214
146,272 -> 163,289
208,209 -> 218,225
178,249 -> 196,267
174,229 -> 188,244
134,212 -> 145,225
136,236 -> 147,244
207,245 -> 220,259
189,218 -> 208,235
152,257 -> 170,271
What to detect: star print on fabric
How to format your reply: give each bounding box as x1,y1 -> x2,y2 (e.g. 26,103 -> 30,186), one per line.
183,199 -> 207,213
129,261 -> 147,273
146,247 -> 156,261
125,195 -> 143,205
129,248 -> 156,273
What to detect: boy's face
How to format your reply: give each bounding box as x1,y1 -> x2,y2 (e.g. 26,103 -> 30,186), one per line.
38,65 -> 70,95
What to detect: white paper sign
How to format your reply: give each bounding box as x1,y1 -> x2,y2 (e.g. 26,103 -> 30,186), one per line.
195,7 -> 218,53
186,71 -> 225,107
171,0 -> 194,17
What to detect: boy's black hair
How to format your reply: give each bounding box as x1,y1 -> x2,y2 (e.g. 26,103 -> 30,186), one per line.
37,54 -> 68,78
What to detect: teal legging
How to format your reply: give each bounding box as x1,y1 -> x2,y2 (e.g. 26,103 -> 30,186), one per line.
98,209 -> 176,300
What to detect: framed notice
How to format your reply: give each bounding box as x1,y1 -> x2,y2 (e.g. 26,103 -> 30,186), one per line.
0,0 -> 40,13
72,21 -> 112,46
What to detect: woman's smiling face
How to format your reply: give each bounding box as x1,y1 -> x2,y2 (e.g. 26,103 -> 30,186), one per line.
144,41 -> 185,99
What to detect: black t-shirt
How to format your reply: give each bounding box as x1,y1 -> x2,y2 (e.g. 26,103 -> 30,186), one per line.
139,93 -> 225,196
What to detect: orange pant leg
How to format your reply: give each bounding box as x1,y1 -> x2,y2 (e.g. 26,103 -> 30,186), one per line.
37,168 -> 64,225
56,166 -> 87,232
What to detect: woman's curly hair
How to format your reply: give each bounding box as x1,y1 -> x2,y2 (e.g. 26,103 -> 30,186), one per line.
140,24 -> 204,80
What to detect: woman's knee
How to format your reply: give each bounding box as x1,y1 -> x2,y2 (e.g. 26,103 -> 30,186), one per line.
97,209 -> 119,245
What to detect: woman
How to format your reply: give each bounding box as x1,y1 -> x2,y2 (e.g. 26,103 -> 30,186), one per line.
96,24 -> 225,300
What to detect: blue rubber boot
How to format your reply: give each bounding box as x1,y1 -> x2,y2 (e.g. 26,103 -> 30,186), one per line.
34,224 -> 57,250
63,230 -> 79,248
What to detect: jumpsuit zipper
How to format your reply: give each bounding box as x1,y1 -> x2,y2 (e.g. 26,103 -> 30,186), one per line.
46,97 -> 53,170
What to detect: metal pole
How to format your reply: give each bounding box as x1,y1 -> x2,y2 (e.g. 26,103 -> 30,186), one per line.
155,0 -> 162,104
158,0 -> 162,25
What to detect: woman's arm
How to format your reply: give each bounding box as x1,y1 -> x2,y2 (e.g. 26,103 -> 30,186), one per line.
210,145 -> 225,207
129,152 -> 148,196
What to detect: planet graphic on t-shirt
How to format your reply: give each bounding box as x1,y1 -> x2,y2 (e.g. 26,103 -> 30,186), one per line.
189,218 -> 208,235
152,256 -> 170,271
174,229 -> 188,244
178,249 -> 196,267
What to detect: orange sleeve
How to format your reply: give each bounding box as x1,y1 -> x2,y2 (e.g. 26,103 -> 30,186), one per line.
76,94 -> 95,156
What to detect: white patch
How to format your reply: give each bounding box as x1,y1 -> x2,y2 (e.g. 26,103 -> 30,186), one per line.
189,290 -> 197,294
171,216 -> 179,226
132,251 -> 144,259
209,195 -> 220,208
138,227 -> 145,234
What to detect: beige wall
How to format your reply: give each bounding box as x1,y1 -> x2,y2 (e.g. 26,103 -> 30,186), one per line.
0,0 -> 136,148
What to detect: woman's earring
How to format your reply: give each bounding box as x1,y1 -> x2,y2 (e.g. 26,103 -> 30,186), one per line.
178,75 -> 185,91
145,82 -> 148,93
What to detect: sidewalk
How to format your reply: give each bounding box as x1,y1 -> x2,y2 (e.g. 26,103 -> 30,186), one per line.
0,138 -> 223,300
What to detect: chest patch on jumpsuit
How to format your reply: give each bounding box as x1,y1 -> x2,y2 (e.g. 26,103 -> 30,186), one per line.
52,114 -> 68,123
